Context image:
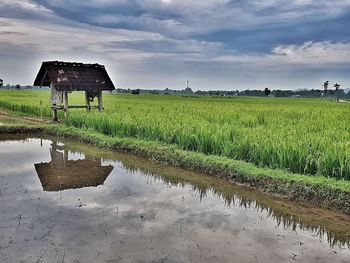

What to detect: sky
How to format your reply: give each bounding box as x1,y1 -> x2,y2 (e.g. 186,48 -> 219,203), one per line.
0,0 -> 350,90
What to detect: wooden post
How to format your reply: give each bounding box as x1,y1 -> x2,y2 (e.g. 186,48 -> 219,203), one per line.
63,91 -> 69,118
85,91 -> 90,112
51,82 -> 58,122
98,91 -> 103,113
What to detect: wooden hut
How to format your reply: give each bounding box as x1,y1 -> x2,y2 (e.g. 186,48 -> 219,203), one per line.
33,61 -> 115,121
34,141 -> 114,191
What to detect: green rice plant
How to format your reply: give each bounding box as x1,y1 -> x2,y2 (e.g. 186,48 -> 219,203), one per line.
2,90 -> 350,180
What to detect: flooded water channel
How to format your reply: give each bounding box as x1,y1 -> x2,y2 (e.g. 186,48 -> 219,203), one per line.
1,135 -> 350,263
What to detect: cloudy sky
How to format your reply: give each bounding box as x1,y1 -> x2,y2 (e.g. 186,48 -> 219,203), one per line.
0,0 -> 350,90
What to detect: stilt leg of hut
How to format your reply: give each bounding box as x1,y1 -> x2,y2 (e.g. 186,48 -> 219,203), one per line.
52,103 -> 58,122
63,91 -> 69,118
85,91 -> 90,112
98,91 -> 103,113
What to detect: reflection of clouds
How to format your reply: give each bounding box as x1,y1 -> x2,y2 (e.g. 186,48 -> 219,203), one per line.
0,162 -> 36,175
1,137 -> 350,263
174,210 -> 230,231
117,156 -> 350,248
0,138 -> 51,155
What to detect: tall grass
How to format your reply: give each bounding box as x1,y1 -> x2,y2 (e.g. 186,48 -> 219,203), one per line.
2,90 -> 350,180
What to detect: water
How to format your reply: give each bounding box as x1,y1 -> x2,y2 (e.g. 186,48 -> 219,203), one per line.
0,135 -> 350,263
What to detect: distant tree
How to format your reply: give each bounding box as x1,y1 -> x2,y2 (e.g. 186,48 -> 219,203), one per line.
0,79 -> 3,87
334,83 -> 341,91
273,89 -> 290,97
264,87 -> 271,96
184,87 -> 193,94
131,89 -> 140,95
15,84 -> 21,90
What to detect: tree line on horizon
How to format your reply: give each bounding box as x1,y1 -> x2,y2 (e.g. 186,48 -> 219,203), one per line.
1,83 -> 348,98
117,87 -> 349,98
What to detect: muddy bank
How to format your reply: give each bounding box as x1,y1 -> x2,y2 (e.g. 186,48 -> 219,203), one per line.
1,136 -> 350,262
0,112 -> 48,125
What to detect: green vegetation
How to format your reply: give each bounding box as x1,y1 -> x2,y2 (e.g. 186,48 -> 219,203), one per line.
1,90 -> 350,181
1,124 -> 350,215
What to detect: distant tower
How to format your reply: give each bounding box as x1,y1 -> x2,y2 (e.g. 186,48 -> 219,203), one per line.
184,80 -> 193,94
323,81 -> 329,91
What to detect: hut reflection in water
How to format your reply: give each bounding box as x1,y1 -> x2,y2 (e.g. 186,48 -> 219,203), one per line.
35,141 -> 114,191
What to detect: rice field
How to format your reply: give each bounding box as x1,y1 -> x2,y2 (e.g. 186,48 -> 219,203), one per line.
1,90 -> 350,180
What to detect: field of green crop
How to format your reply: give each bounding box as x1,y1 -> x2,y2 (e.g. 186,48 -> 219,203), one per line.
1,90 -> 350,180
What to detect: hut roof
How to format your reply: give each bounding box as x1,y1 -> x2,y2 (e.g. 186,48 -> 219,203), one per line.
35,159 -> 114,191
33,61 -> 115,92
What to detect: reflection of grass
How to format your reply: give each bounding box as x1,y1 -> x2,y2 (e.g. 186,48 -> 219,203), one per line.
120,162 -> 350,248
2,124 -> 350,214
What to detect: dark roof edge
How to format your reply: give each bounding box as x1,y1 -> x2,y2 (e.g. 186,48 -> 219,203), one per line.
33,61 -> 115,90
41,61 -> 106,69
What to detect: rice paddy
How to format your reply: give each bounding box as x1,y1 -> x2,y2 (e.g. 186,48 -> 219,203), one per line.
1,90 -> 350,180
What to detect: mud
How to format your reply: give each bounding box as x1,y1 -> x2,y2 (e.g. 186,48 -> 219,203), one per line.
0,114 -> 41,126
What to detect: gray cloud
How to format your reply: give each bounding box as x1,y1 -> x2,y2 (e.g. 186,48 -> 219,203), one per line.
38,0 -> 350,36
1,0 -> 350,89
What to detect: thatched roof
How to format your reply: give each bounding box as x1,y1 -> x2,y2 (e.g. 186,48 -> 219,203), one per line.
33,61 -> 115,92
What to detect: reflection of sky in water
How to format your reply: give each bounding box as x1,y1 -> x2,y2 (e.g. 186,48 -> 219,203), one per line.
0,138 -> 350,263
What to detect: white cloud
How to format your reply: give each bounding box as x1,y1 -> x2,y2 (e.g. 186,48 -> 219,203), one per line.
272,41 -> 350,65
0,16 -> 222,59
2,13 -> 349,89
0,0 -> 53,14
0,17 -> 160,53
0,16 -> 223,87
212,41 -> 350,70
